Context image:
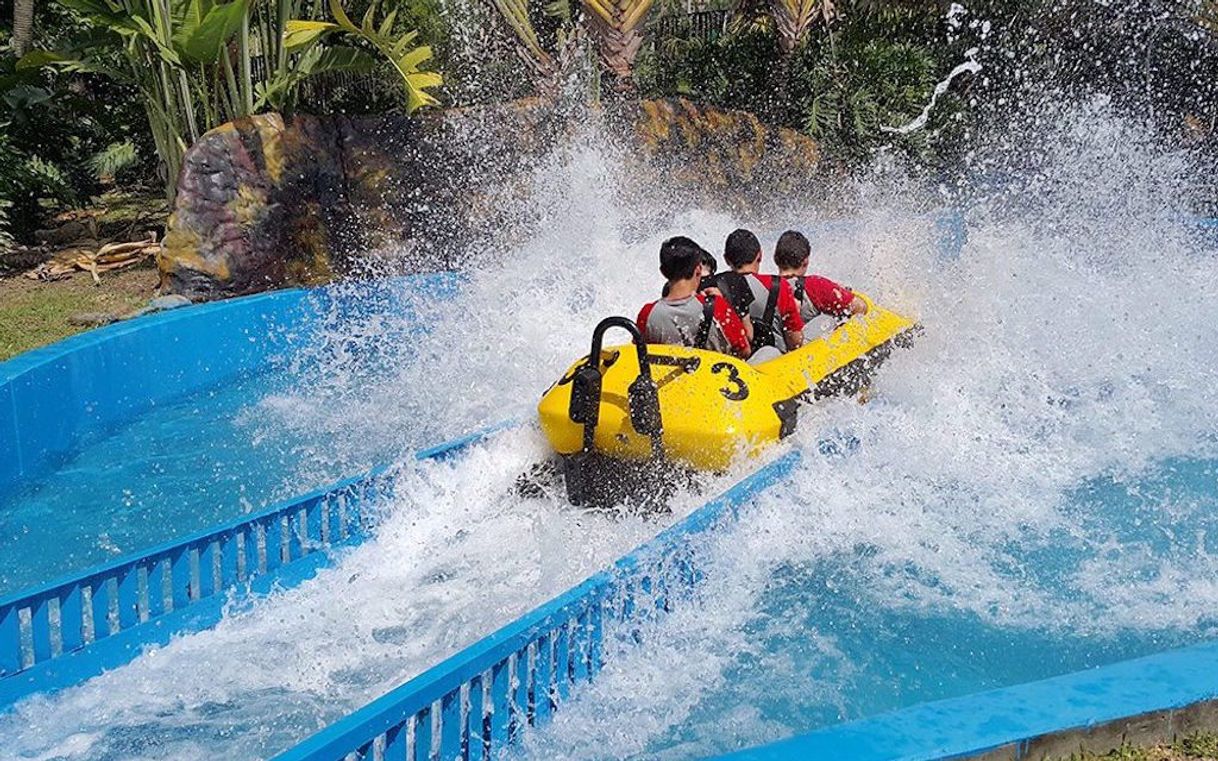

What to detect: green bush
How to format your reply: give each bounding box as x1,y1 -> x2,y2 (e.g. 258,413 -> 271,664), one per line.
637,10 -> 956,165
0,63 -> 151,241
795,39 -> 944,163
0,0 -> 158,243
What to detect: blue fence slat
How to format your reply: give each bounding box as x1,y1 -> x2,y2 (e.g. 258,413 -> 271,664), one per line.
553,623 -> 571,704
653,560 -> 671,612
510,649 -> 529,740
198,541 -> 217,599
305,498 -> 324,546
245,524 -> 262,580
489,659 -> 510,748
439,688 -> 461,761
117,565 -> 139,629
31,596 -> 52,663
620,584 -> 639,643
264,516 -> 284,571
345,491 -> 367,541
146,559 -> 167,617
639,574 -> 654,621
327,494 -> 343,545
467,674 -> 485,761
59,585 -> 84,653
91,578 -> 114,641
571,609 -> 591,683
286,509 -> 304,562
385,721 -> 407,761
219,532 -> 240,588
414,706 -> 433,761
533,635 -> 553,724
586,600 -> 604,680
0,604 -> 20,675
170,547 -> 191,609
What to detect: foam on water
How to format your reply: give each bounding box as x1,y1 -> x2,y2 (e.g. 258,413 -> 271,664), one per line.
2,426 -> 745,760
513,104 -> 1218,758
4,101 -> 1218,760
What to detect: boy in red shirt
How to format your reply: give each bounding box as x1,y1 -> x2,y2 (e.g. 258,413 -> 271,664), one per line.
773,230 -> 868,334
637,236 -> 751,358
723,229 -> 805,356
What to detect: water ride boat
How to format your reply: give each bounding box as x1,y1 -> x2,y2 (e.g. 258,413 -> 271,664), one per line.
536,294 -> 918,505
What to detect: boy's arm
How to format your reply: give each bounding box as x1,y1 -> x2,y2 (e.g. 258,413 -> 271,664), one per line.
807,276 -> 867,316
636,302 -> 656,339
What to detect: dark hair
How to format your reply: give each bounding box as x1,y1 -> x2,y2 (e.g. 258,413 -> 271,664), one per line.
660,236 -> 710,281
774,230 -> 811,270
724,228 -> 761,269
700,250 -> 718,276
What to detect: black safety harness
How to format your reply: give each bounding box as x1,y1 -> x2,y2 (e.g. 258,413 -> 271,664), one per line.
693,296 -> 716,350
751,277 -> 783,349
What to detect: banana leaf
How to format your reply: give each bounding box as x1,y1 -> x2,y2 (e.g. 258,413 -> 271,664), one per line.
174,0 -> 252,64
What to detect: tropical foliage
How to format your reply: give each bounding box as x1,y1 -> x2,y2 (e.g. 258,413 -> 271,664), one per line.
1,2 -> 151,245
483,0 -> 584,88
480,0 -> 657,93
12,0 -> 442,200
5,0 -> 1218,251
769,0 -> 832,54
633,1 -> 955,161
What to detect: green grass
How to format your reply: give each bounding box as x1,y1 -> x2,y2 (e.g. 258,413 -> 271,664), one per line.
0,266 -> 154,361
0,186 -> 167,362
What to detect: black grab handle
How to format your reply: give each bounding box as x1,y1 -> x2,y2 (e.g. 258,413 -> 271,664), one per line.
568,317 -> 663,455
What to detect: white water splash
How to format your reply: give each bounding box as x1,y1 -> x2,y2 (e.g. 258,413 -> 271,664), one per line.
882,49 -> 982,135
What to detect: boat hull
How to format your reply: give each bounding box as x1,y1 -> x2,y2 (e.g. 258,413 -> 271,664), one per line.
537,294 -> 917,474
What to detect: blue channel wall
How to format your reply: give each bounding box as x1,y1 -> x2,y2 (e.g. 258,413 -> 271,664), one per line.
0,272 -> 460,492
0,426 -> 501,710
0,273 -> 463,708
272,451 -> 804,761
0,464 -> 391,707
717,639 -> 1218,761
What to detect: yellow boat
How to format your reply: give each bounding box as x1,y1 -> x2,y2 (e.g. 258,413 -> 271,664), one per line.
536,294 -> 918,504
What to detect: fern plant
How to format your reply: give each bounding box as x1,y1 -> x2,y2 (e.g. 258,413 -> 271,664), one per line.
0,198 -> 14,255
87,140 -> 140,182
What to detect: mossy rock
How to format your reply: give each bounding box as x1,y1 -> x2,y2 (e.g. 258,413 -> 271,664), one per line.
161,98 -> 826,300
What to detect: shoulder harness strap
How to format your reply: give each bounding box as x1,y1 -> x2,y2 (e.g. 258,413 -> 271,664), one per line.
760,276 -> 781,336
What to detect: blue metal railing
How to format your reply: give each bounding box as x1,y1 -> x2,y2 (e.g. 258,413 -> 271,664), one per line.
0,423 -> 508,708
273,449 -> 802,761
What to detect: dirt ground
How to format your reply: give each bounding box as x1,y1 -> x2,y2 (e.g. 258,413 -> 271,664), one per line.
0,261 -> 161,361
1054,734 -> 1218,760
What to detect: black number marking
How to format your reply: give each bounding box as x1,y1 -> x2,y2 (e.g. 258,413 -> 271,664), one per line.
711,362 -> 749,401
557,351 -> 620,385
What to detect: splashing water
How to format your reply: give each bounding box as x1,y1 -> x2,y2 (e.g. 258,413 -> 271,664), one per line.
512,105 -> 1218,758
3,100 -> 1218,760
882,48 -> 982,135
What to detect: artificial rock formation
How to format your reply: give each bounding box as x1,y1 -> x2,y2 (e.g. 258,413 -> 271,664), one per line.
160,98 -> 826,300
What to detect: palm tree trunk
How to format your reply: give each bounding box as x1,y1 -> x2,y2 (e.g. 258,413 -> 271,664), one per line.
12,0 -> 35,58
582,0 -> 655,96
